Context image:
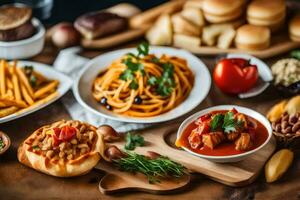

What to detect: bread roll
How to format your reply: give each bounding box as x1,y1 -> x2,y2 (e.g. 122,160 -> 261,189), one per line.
235,24 -> 270,51
202,0 -> 244,16
247,0 -> 286,20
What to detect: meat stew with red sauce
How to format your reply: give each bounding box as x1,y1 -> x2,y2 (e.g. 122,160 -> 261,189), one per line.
175,108 -> 269,156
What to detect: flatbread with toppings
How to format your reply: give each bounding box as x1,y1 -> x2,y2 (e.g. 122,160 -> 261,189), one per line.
18,120 -> 106,177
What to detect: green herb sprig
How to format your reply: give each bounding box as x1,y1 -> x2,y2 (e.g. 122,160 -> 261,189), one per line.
148,62 -> 175,96
210,114 -> 224,131
124,132 -> 144,150
114,151 -> 186,184
222,111 -> 244,133
24,65 -> 37,87
119,42 -> 149,89
210,111 -> 244,133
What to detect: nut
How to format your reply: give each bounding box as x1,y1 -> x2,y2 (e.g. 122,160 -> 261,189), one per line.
292,122 -> 300,132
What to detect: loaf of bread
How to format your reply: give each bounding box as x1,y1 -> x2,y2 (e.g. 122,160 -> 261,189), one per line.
74,11 -> 127,40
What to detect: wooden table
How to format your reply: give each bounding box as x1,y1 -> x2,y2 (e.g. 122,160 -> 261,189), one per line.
1,41 -> 300,200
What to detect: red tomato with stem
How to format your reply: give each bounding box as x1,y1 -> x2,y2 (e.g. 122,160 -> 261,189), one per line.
213,58 -> 259,94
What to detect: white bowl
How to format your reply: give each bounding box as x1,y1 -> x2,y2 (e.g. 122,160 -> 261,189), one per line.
73,46 -> 211,124
0,18 -> 45,59
0,61 -> 72,124
177,105 -> 272,163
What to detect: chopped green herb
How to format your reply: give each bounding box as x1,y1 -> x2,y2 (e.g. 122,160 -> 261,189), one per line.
137,42 -> 149,57
125,132 -> 144,150
30,75 -> 37,87
119,43 -> 149,89
129,80 -> 139,90
114,151 -> 186,184
147,62 -> 175,96
210,114 -> 224,131
222,111 -> 244,133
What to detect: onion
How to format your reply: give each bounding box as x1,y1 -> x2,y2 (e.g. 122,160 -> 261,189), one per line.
51,22 -> 81,48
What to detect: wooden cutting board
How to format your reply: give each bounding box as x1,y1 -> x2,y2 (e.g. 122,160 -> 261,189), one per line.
81,0 -> 185,49
94,125 -> 276,194
174,33 -> 300,59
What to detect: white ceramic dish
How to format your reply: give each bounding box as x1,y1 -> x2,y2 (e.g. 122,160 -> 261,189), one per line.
0,18 -> 45,59
0,61 -> 72,124
177,105 -> 272,163
73,46 -> 211,123
225,53 -> 273,99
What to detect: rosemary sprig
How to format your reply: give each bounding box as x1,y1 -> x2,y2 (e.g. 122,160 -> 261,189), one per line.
114,151 -> 187,184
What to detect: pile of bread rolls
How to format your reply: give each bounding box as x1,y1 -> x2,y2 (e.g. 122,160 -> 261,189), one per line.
146,0 -> 298,51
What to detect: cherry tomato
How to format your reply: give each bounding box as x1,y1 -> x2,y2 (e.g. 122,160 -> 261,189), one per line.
59,126 -> 76,141
213,58 -> 259,94
52,126 -> 77,146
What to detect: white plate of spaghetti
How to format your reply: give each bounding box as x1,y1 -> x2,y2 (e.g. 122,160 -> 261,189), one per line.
73,43 -> 211,123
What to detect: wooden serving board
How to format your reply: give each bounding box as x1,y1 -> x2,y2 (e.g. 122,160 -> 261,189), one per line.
94,125 -> 276,194
81,0 -> 185,49
174,30 -> 300,59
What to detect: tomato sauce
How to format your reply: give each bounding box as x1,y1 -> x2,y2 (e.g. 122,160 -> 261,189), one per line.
177,111 -> 269,156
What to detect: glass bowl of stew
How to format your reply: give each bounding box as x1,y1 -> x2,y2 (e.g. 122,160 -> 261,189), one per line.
176,105 -> 272,163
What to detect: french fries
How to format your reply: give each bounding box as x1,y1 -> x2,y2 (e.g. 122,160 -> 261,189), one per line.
0,60 -> 59,118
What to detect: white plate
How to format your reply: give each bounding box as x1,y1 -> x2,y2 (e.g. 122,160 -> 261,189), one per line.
177,105 -> 272,163
73,46 -> 211,123
0,61 -> 72,124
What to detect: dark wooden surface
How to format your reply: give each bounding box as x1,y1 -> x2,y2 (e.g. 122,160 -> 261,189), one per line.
1,41 -> 300,200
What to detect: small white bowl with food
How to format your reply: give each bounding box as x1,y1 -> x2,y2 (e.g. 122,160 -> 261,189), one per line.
0,5 -> 45,59
176,105 -> 272,163
73,43 -> 211,123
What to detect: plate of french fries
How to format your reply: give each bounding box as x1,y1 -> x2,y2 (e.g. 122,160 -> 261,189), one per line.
0,60 -> 72,123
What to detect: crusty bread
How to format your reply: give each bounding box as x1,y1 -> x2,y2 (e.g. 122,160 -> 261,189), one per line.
217,28 -> 236,49
146,14 -> 173,45
173,33 -> 201,49
202,0 -> 244,16
202,24 -> 234,46
235,24 -> 270,50
18,120 -> 106,177
248,14 -> 285,32
289,15 -> 300,41
247,0 -> 286,20
0,6 -> 32,31
181,7 -> 205,27
172,13 -> 201,36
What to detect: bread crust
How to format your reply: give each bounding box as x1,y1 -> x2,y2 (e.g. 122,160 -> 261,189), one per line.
18,120 -> 106,177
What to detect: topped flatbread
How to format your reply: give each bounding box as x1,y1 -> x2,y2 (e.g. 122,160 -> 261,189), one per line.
18,120 -> 105,177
